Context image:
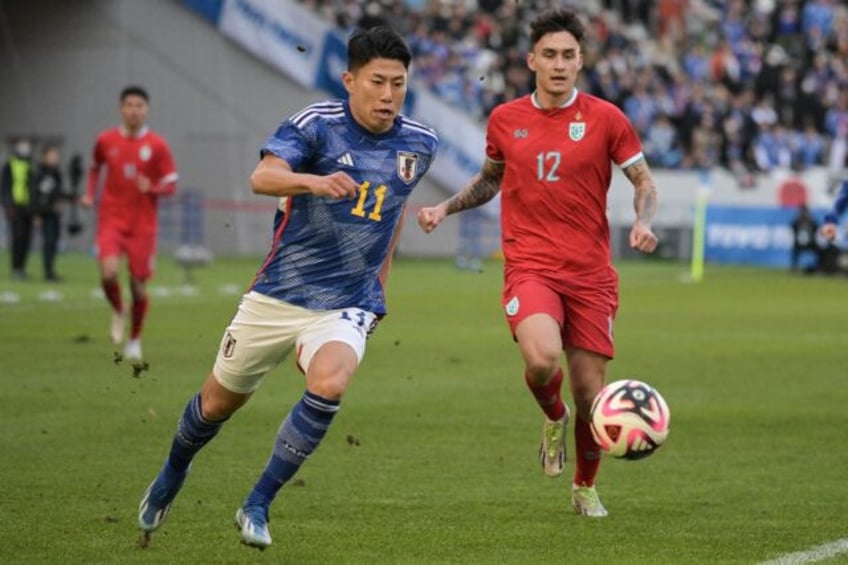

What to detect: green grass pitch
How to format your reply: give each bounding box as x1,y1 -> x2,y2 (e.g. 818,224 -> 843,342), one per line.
1,253 -> 847,564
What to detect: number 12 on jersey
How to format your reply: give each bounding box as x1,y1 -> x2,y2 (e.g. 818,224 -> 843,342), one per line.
536,151 -> 561,182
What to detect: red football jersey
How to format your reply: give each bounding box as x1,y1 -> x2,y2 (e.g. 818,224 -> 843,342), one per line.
486,91 -> 643,281
87,126 -> 178,232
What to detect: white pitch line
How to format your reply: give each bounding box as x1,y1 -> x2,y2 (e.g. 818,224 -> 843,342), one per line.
760,538 -> 848,565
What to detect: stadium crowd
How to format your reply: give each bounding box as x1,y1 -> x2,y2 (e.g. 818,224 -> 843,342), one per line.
299,0 -> 848,181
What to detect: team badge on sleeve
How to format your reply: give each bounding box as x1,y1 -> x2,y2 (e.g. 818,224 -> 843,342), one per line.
505,296 -> 520,316
569,122 -> 585,142
397,151 -> 419,184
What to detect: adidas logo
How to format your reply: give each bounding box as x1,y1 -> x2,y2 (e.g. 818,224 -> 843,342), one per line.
336,153 -> 354,166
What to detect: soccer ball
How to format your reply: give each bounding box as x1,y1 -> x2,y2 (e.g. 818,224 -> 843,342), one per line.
590,379 -> 670,460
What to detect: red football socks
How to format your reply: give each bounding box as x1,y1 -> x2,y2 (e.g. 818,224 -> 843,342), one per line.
101,279 -> 123,313
574,415 -> 602,487
525,368 -> 567,422
130,296 -> 149,340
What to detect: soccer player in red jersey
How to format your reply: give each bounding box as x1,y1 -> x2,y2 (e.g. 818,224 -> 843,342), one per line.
81,86 -> 178,360
417,9 -> 659,517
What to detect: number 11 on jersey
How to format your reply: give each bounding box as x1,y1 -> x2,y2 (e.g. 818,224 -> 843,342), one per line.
351,181 -> 387,221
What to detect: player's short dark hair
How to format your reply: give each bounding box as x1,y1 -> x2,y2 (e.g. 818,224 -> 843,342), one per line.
530,9 -> 585,47
347,26 -> 411,72
120,85 -> 149,103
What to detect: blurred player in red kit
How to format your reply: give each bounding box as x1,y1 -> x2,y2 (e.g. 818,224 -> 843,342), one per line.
417,9 -> 659,517
81,85 -> 178,360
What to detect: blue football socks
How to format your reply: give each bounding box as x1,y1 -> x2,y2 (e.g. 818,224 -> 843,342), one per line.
167,393 -> 226,472
244,391 -> 340,508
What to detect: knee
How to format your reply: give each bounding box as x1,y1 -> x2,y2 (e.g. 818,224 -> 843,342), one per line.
101,270 -> 119,284
570,383 -> 597,418
130,280 -> 147,300
307,373 -> 348,401
199,393 -> 233,421
306,345 -> 357,401
569,373 -> 604,419
306,364 -> 355,401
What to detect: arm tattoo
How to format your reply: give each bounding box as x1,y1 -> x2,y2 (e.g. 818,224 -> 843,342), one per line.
623,160 -> 657,224
446,160 -> 504,215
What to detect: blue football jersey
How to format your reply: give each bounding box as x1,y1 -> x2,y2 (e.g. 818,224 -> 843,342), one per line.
250,99 -> 439,315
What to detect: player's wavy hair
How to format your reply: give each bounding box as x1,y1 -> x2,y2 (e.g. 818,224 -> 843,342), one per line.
347,26 -> 411,72
530,9 -> 585,47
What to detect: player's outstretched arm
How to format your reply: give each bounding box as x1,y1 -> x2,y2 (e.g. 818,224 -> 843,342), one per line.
623,158 -> 659,253
417,159 -> 504,234
250,154 -> 359,199
821,179 -> 848,241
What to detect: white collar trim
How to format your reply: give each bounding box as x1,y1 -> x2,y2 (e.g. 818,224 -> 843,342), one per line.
531,88 -> 578,109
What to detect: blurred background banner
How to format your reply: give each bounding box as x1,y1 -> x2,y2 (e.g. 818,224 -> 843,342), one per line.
314,28 -> 354,101
181,0 -> 223,25
218,0 -> 325,87
705,205 -> 801,267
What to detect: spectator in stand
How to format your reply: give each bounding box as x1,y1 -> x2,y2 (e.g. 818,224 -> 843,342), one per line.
678,82 -> 709,155
623,82 -> 657,137
658,0 -> 688,48
751,94 -> 779,132
681,43 -> 711,82
645,114 -> 684,169
754,123 -> 794,172
722,0 -> 748,47
774,66 -> 801,128
721,112 -> 756,187
793,122 -> 827,170
690,111 -> 722,171
711,38 -> 743,93
801,0 -> 836,38
772,0 -> 803,53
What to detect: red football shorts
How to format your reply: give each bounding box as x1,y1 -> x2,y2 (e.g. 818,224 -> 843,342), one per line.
502,271 -> 619,358
96,224 -> 156,280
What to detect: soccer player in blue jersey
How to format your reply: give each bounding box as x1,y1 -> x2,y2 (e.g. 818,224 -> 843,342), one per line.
137,26 -> 438,550
821,178 -> 848,241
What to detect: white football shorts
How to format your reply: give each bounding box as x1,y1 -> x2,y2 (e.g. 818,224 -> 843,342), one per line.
213,291 -> 377,394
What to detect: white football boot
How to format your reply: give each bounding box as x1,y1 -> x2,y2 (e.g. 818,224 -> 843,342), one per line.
110,310 -> 126,345
235,506 -> 272,550
572,484 -> 608,518
124,339 -> 143,361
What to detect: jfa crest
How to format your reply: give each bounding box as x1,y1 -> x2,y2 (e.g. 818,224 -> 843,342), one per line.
569,122 -> 585,142
397,151 -> 419,184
